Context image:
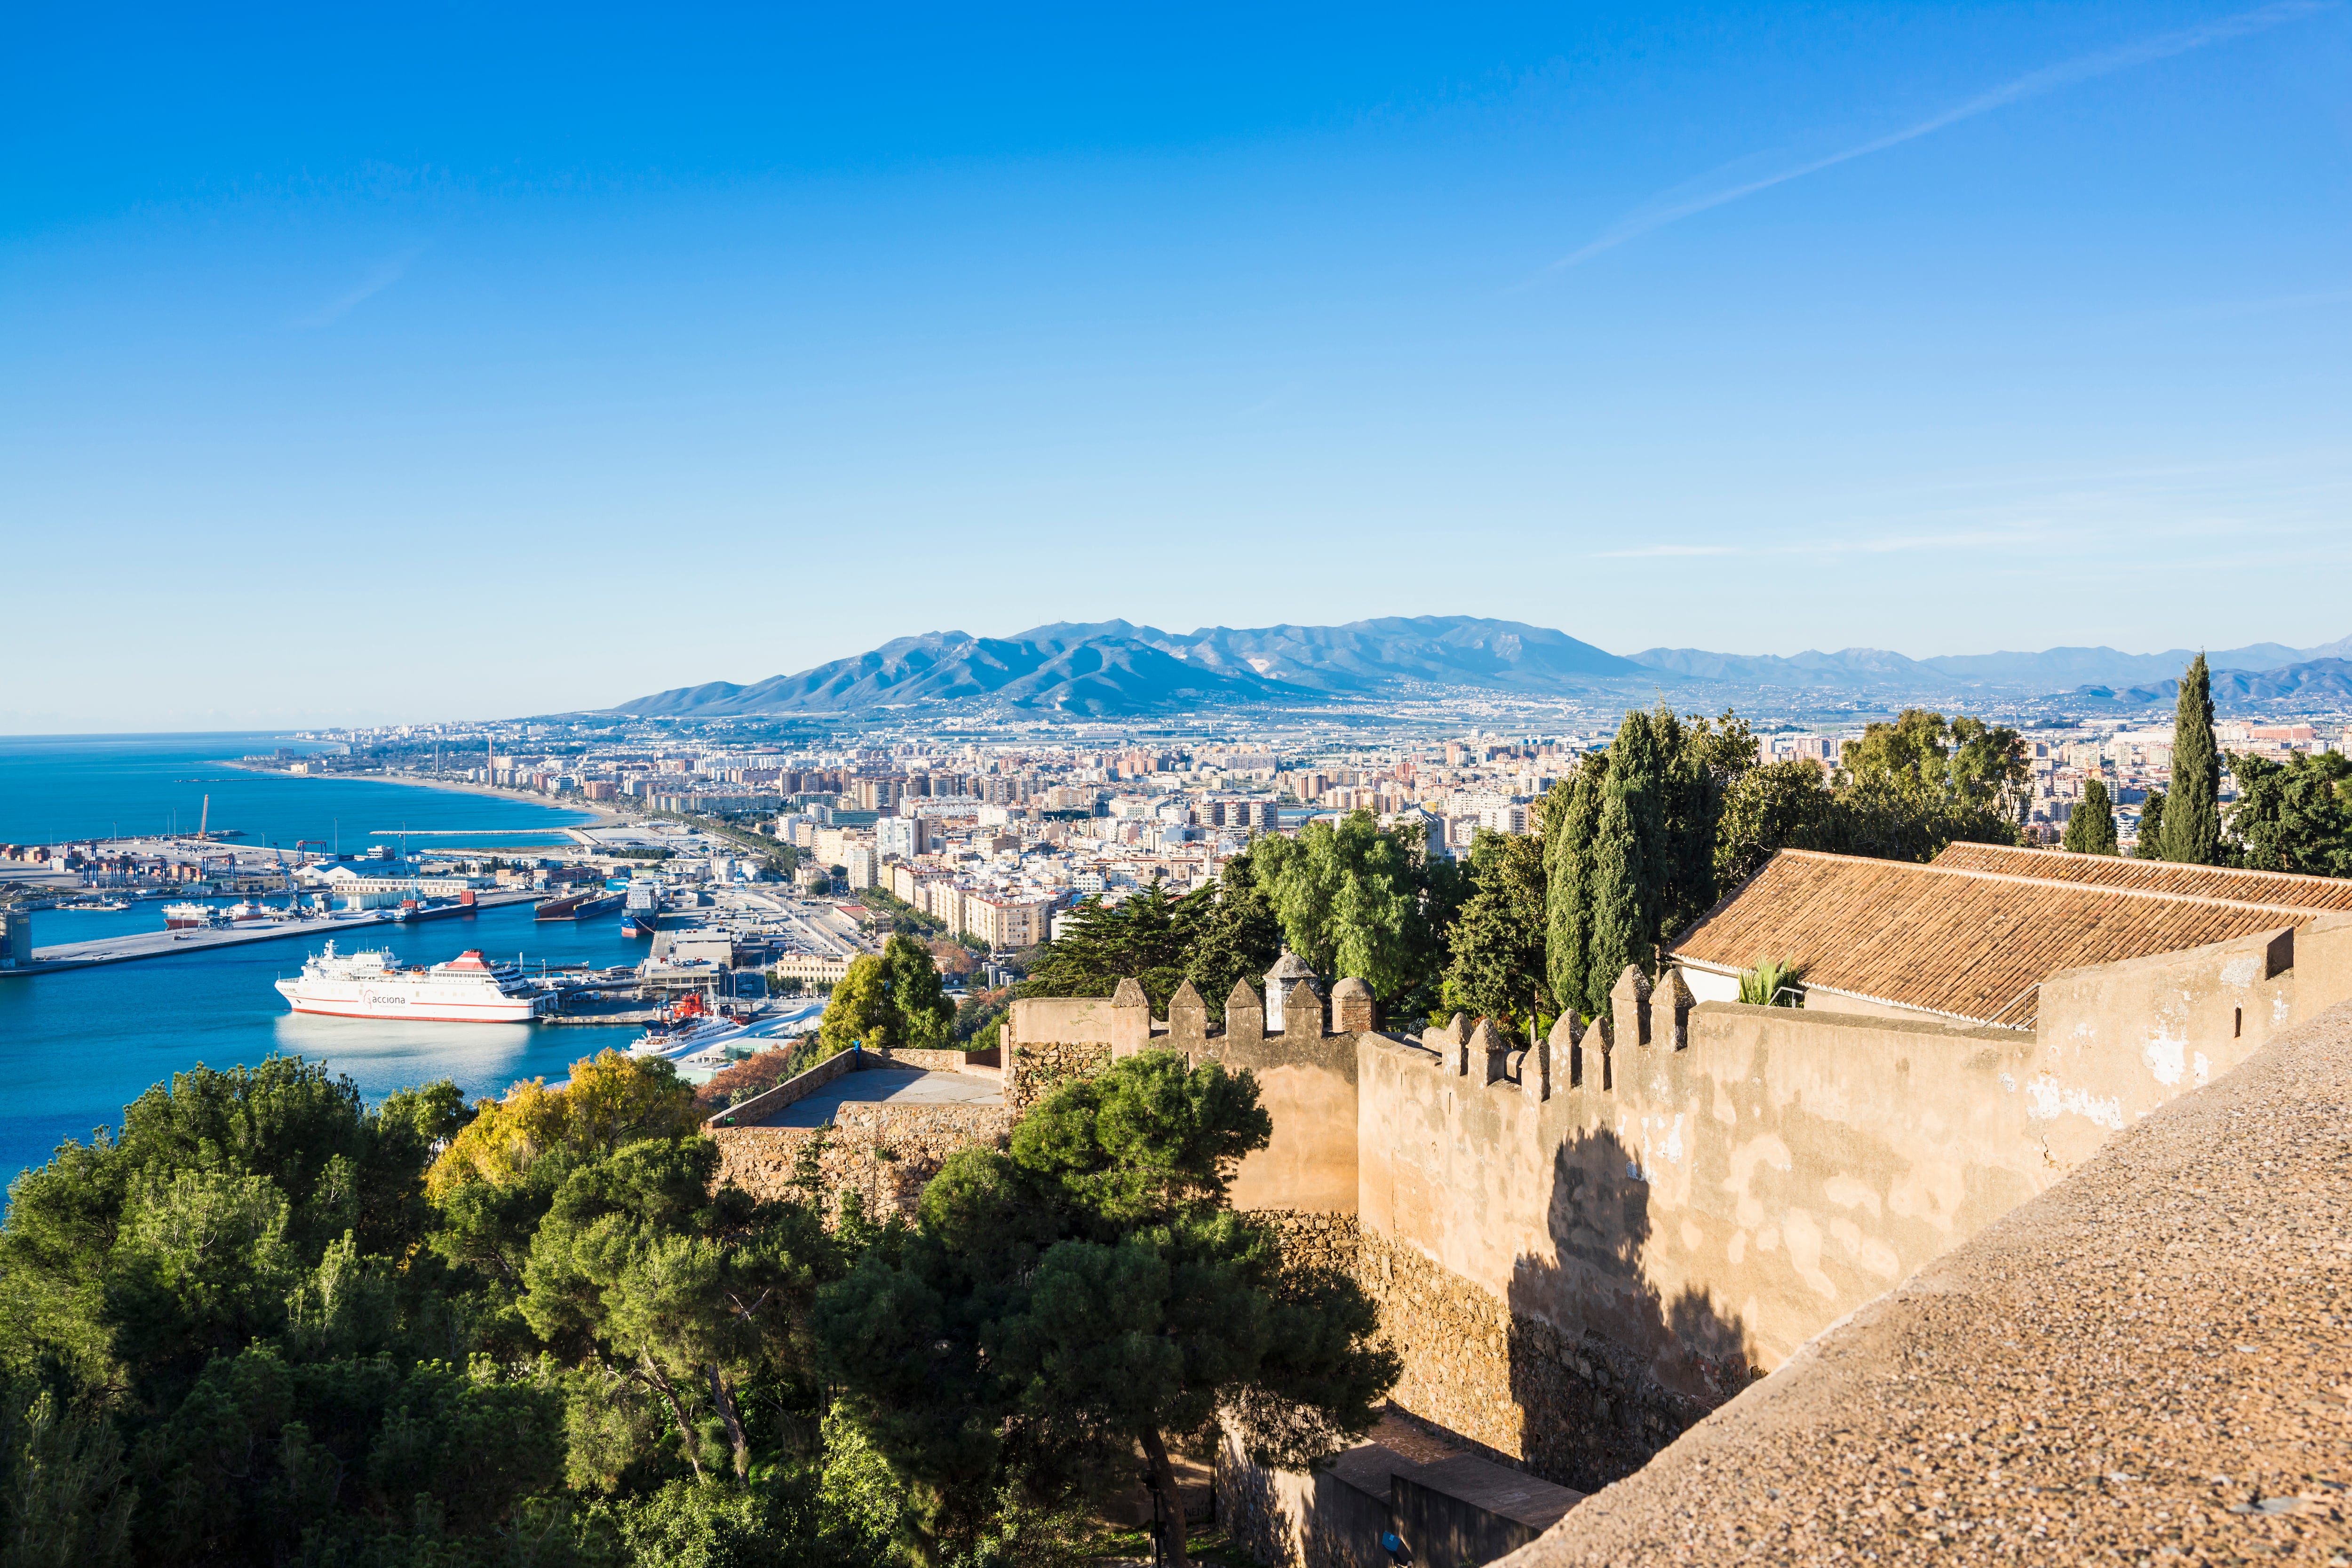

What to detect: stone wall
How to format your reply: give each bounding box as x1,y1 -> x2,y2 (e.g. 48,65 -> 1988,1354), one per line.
872,1046 -> 1002,1077
1253,1210 -> 1712,1496
1005,1040 -> 1110,1110
710,1103 -> 1011,1219
823,1101 -> 1014,1219
1494,1001 -> 2352,1568
1006,980 -> 1362,1209
708,1123 -> 825,1202
1355,1226 -> 1720,1496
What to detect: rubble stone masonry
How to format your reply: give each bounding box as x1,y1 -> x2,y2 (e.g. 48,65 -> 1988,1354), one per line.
1005,1039 -> 1111,1110
1259,1210 -> 1720,1495
711,1100 -> 1012,1221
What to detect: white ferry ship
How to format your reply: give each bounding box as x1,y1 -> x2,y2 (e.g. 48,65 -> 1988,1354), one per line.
275,943 -> 552,1023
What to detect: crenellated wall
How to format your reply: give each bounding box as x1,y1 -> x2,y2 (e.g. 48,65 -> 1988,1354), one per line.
1006,975 -> 1362,1213
1009,915 -> 2352,1519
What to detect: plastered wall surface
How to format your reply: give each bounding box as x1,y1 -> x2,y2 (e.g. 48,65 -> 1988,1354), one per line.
2029,923 -> 2312,1169
1008,984 -> 1362,1214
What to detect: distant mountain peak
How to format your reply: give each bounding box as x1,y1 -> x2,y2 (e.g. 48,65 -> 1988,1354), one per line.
612,615 -> 1648,717
610,622 -> 2352,718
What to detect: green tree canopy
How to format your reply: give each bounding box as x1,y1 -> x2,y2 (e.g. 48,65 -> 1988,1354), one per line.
1710,730 -> 2023,899
2228,750 -> 2352,876
0,1058 -> 581,1565
1252,812 -> 1462,1009
1546,707 -> 1752,1020
1179,849 -> 1288,1024
2135,788 -> 2168,859
1844,709 -> 2029,817
815,1054 -> 1396,1568
2161,654 -> 2222,865
2061,777 -> 2121,856
520,1137 -> 840,1482
818,935 -> 956,1057
1017,883 -> 1193,1011
1022,825 -> 1459,1019
1442,827 -> 1553,1032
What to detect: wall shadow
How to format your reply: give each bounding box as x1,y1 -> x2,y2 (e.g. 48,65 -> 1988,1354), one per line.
1503,1125 -> 1756,1494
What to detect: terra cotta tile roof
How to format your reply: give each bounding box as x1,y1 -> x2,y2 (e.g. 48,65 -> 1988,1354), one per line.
1929,840 -> 2352,914
1669,848 -> 2319,1026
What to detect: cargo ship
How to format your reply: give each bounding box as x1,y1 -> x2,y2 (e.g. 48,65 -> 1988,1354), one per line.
535,890 -> 621,921
275,943 -> 551,1023
393,891 -> 480,923
621,884 -> 661,937
163,901 -> 228,930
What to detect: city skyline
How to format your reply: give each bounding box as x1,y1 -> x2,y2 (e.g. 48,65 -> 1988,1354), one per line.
8,1 -> 2350,731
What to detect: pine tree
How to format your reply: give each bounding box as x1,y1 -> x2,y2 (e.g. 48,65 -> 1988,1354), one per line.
2134,788 -> 2167,859
2161,654 -> 2221,864
2062,777 -> 2120,856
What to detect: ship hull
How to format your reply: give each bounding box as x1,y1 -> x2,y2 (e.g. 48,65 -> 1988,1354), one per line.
273,977 -> 543,1023
393,901 -> 477,923
538,892 -> 621,921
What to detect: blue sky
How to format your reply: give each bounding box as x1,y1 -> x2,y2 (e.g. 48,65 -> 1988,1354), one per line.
5,1 -> 2348,729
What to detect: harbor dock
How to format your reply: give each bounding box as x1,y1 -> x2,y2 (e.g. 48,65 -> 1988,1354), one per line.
0,890 -> 548,977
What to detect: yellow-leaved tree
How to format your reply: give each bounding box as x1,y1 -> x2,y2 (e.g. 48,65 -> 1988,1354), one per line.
425,1051 -> 705,1289
428,1049 -> 701,1198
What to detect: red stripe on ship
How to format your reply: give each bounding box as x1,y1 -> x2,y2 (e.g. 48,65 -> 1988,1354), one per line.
288,1003 -> 539,1022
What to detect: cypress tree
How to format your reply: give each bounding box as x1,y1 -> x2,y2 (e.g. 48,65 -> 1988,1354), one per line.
1609,709 -> 1669,938
1583,783 -> 1643,1019
2161,654 -> 2221,864
2134,789 -> 2167,859
2063,777 -> 2120,856
1544,754 -> 1607,1019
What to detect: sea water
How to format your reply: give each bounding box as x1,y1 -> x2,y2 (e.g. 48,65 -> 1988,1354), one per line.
0,731 -> 594,850
0,734 -> 646,1188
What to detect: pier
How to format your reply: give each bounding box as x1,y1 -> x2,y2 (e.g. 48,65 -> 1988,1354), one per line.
0,890 -> 548,977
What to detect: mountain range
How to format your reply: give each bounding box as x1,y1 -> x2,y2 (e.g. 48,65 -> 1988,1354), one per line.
612,618 -> 2352,717
2066,658 -> 2352,710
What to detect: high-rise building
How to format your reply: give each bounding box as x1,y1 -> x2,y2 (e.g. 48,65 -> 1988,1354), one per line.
877,815 -> 930,859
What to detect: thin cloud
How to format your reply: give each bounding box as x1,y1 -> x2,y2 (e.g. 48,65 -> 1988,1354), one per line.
1599,528 -> 2036,560
293,244 -> 427,328
1553,0 -> 2334,270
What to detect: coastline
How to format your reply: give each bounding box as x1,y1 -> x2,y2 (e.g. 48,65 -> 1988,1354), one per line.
213,759 -> 634,841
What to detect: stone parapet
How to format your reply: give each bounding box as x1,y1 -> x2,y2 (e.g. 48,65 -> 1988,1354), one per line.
1495,999 -> 2352,1568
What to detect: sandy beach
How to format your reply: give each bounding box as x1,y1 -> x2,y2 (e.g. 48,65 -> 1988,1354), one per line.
214,759 -> 636,843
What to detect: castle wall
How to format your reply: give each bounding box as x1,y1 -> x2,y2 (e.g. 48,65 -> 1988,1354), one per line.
1004,921 -> 2352,1511
1008,983 -> 1361,1214
711,1100 -> 1012,1218
1199,1029 -> 1360,1217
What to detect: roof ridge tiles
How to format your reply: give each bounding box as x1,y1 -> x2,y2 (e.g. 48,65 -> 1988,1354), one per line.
1775,847 -> 2327,921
